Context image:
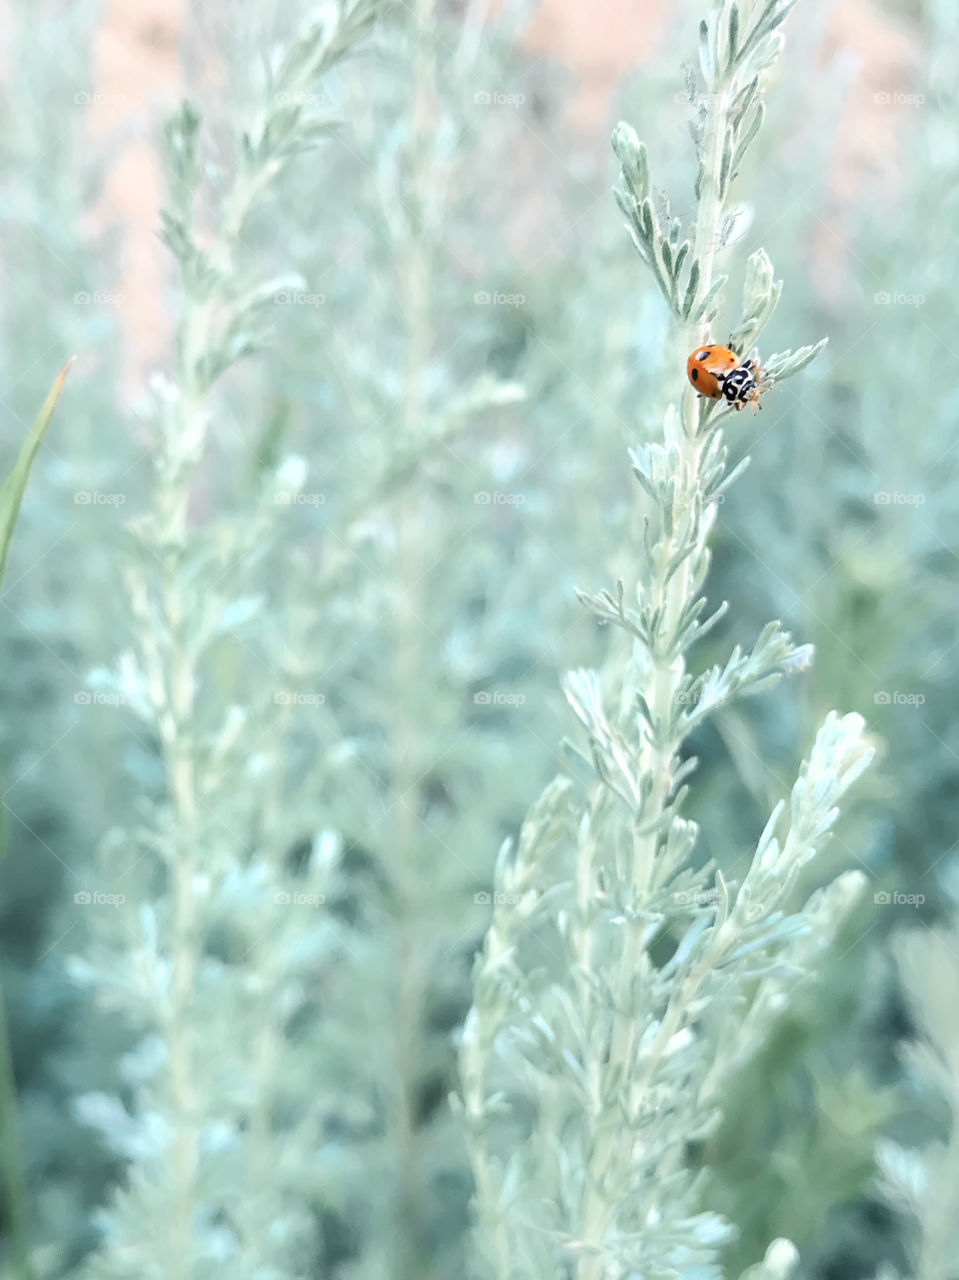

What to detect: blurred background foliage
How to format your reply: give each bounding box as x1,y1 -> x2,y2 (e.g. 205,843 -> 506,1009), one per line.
0,0 -> 953,1277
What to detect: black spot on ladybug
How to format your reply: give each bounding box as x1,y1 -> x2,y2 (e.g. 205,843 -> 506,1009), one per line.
696,349 -> 710,360
690,368 -> 699,381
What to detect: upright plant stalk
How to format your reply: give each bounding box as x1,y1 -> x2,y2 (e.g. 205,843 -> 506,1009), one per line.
461,3 -> 871,1278
0,990 -> 31,1280
0,362 -> 72,1280
877,926 -> 959,1280
575,25 -> 751,1273
389,0 -> 437,1270
311,3 -> 531,1273
871,6 -> 959,1273
72,8 -> 379,1277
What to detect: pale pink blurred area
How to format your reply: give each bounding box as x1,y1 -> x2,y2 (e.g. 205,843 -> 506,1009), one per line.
812,0 -> 921,304
822,0 -> 920,205
82,0 -> 923,383
85,0 -> 185,399
521,0 -> 669,130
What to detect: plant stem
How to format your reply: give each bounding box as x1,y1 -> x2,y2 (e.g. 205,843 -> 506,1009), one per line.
164,529 -> 201,1280
156,311 -> 209,1280
0,982 -> 34,1280
246,699 -> 295,1202
575,78 -> 732,1280
390,0 -> 437,1274
461,930 -> 515,1280
916,1091 -> 959,1280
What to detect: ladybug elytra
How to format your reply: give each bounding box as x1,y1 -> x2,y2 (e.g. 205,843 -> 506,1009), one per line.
686,344 -> 769,410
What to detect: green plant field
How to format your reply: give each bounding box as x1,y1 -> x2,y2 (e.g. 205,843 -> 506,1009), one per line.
0,2 -> 953,1278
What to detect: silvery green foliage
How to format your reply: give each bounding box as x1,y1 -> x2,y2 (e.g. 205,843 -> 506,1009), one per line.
0,368 -> 74,1280
702,0 -> 958,898
461,2 -> 873,1276
613,2 -> 825,390
65,7 -> 380,1278
875,923 -> 959,1280
0,2 -> 135,1269
205,4 -> 659,1276
868,10 -> 959,1273
699,0 -> 959,1260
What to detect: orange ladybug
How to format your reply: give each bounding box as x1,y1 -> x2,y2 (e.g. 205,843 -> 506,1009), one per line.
686,344 -> 769,410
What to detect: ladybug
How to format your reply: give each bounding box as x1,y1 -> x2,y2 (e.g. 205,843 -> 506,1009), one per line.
686,344 -> 769,410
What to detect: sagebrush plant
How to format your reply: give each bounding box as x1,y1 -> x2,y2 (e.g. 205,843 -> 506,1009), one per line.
227,3 -> 535,1274
0,365 -> 72,1280
209,3 -> 646,1276
866,18 -> 959,1266
460,3 -> 874,1277
0,3 -> 131,1266
66,6 -> 381,1277
0,2 -> 945,1278
700,0 -> 959,1264
875,921 -> 959,1280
